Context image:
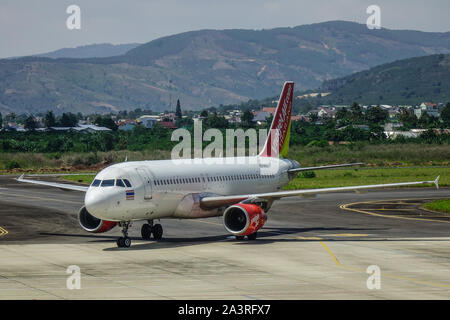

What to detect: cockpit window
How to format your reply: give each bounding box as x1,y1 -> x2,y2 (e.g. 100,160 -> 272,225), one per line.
101,179 -> 115,187
91,179 -> 101,187
116,179 -> 125,187
123,179 -> 132,188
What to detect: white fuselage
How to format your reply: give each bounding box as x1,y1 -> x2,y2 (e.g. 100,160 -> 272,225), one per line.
84,156 -> 299,222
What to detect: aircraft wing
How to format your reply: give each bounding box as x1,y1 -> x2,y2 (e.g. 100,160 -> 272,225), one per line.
200,176 -> 440,209
17,174 -> 89,192
288,162 -> 364,173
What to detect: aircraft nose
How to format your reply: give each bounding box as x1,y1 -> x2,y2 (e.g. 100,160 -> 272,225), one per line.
84,189 -> 109,217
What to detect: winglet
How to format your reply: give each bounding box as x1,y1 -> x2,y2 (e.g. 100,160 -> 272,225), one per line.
434,175 -> 440,189
17,174 -> 24,181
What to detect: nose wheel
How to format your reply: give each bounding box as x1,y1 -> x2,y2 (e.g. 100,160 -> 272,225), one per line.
141,220 -> 163,240
117,221 -> 132,248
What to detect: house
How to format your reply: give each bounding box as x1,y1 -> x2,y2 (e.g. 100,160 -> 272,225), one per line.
118,124 -> 136,131
138,115 -> 160,128
49,124 -> 111,132
337,125 -> 370,131
415,102 -> 439,118
262,107 -> 276,115
384,129 -> 426,139
158,121 -> 178,129
252,111 -> 271,123
313,106 -> 337,119
384,123 -> 403,132
291,115 -> 306,122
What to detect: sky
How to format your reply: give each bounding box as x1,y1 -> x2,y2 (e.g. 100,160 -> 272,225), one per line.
0,0 -> 449,58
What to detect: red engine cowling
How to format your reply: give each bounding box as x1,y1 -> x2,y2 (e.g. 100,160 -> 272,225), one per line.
78,206 -> 117,233
223,204 -> 267,236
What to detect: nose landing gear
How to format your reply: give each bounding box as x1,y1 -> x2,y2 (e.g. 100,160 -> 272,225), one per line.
117,221 -> 132,248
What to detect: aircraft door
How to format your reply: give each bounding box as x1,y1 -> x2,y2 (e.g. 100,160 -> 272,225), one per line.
136,167 -> 152,200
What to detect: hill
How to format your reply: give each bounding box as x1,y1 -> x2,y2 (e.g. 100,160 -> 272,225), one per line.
319,54 -> 450,105
1,21 -> 450,114
35,43 -> 141,59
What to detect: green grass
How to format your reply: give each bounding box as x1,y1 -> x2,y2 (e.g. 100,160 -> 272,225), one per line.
61,166 -> 449,189
288,144 -> 450,167
423,199 -> 450,214
1,143 -> 449,173
63,174 -> 95,185
284,167 -> 447,190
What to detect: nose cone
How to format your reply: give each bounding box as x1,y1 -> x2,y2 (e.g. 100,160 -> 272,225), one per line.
84,188 -> 110,218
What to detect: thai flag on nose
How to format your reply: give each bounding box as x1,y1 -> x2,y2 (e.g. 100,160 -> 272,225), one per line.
126,189 -> 134,200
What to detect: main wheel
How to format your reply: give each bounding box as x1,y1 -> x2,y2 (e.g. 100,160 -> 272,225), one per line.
117,237 -> 132,247
152,224 -> 163,240
235,235 -> 245,240
141,224 -> 152,240
247,232 -> 258,240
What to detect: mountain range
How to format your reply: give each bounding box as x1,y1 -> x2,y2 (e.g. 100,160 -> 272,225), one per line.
1,20 -> 450,114
35,43 -> 141,59
318,53 -> 450,105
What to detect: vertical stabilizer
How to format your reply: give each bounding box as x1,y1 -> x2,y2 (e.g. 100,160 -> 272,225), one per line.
259,81 -> 294,158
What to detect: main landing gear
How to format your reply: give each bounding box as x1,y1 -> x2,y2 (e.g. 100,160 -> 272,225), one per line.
141,220 -> 163,241
117,221 -> 132,248
235,232 -> 258,241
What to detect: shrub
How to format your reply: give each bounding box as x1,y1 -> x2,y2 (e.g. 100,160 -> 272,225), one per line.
301,171 -> 316,178
6,160 -> 21,170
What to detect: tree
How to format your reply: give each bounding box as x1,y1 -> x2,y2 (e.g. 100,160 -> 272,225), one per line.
366,106 -> 388,124
175,99 -> 182,120
440,102 -> 450,123
336,107 -> 349,120
24,115 -> 37,131
206,113 -> 228,128
399,108 -> 417,128
44,110 -> 56,128
0,112 -> 2,129
309,112 -> 318,123
200,110 -> 208,118
349,102 -> 363,123
241,110 -> 254,127
59,113 -> 78,127
94,116 -> 118,131
5,112 -> 16,122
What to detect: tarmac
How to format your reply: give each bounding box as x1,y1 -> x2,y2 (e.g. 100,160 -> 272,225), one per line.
0,175 -> 449,299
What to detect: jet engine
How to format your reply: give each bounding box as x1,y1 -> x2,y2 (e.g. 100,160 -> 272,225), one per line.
223,203 -> 267,236
78,206 -> 117,233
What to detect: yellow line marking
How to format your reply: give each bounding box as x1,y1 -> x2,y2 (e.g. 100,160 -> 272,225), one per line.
361,208 -> 416,211
340,199 -> 450,224
0,226 -> 8,237
320,241 -> 348,269
297,236 -> 322,240
331,233 -> 369,237
320,241 -> 450,290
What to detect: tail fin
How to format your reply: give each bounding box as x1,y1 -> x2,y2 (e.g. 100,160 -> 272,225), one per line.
259,81 -> 294,158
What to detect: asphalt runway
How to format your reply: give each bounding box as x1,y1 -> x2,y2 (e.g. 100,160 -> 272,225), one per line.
0,175 -> 449,299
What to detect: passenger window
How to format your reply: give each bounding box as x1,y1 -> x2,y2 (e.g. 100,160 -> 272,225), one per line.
101,179 -> 115,187
123,179 -> 132,188
116,179 -> 125,187
91,179 -> 101,187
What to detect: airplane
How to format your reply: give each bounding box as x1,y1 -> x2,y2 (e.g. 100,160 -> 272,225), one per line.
17,82 -> 440,248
